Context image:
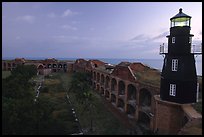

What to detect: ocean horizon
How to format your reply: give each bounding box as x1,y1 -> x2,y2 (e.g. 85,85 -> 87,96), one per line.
2,57 -> 202,76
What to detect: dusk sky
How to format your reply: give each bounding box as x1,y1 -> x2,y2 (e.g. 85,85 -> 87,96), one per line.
2,2 -> 202,59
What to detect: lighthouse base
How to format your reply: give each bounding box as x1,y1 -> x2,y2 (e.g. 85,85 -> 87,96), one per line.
153,95 -> 185,134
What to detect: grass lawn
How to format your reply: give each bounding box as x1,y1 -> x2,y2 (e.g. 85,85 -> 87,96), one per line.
47,72 -> 130,135
2,71 -> 11,79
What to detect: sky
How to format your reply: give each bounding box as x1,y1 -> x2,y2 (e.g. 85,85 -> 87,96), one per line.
2,2 -> 202,59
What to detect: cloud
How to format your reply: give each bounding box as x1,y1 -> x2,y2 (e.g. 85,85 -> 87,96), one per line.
62,9 -> 77,17
130,34 -> 148,41
16,15 -> 35,23
151,31 -> 169,41
60,25 -> 78,31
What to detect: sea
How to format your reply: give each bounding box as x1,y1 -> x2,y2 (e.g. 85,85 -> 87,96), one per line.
2,57 -> 202,76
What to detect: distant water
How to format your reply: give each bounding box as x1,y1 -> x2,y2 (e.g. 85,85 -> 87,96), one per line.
98,58 -> 202,76
2,57 -> 202,76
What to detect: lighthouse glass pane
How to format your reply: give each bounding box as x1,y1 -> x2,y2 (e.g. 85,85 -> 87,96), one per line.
169,84 -> 176,96
171,17 -> 190,27
172,59 -> 178,71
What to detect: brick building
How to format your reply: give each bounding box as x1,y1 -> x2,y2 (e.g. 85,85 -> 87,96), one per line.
73,58 -> 202,135
2,58 -> 74,75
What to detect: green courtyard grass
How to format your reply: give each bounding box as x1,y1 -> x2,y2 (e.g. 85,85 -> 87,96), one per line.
40,72 -> 128,135
2,71 -> 11,79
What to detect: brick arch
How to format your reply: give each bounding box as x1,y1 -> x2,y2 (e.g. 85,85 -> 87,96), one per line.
96,84 -> 100,91
58,64 -> 63,68
47,64 -> 52,68
105,90 -> 110,99
52,63 -> 57,68
93,82 -> 96,90
118,98 -> 125,111
139,88 -> 152,107
100,87 -> 104,95
127,84 -> 137,100
118,80 -> 125,95
105,76 -> 110,89
97,72 -> 100,83
12,62 -> 16,67
93,71 -> 96,81
101,74 -> 105,85
37,64 -> 44,69
126,104 -> 136,118
111,94 -> 116,104
111,78 -> 117,91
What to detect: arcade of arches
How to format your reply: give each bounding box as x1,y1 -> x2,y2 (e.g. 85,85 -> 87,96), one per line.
92,70 -> 160,131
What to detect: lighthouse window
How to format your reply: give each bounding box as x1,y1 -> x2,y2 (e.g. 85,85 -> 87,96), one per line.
169,84 -> 176,96
172,37 -> 175,43
172,59 -> 178,71
189,37 -> 192,43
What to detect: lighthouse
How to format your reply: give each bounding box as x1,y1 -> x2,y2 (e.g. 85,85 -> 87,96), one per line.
153,8 -> 202,134
159,8 -> 201,104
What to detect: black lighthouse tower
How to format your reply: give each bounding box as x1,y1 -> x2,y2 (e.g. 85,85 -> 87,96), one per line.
159,8 -> 201,104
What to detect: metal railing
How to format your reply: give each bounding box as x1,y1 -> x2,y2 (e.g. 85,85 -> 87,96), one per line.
191,43 -> 202,54
159,43 -> 168,54
159,43 -> 202,54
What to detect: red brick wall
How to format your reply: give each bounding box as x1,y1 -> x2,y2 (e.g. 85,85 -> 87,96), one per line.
112,66 -> 135,82
130,63 -> 146,72
154,96 -> 184,134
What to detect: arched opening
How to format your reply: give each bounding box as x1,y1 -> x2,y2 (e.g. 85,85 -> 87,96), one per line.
128,84 -> 137,100
97,73 -> 100,83
37,64 -> 44,75
101,74 -> 104,85
105,90 -> 110,99
58,64 -> 62,68
100,87 -> 104,96
127,104 -> 136,119
63,64 -> 67,68
105,76 -> 110,89
96,84 -> 100,91
8,63 -> 11,67
111,94 -> 116,104
48,64 -> 52,68
37,64 -> 44,69
118,81 -> 125,95
93,72 -> 96,81
93,82 -> 96,90
117,99 -> 125,111
111,78 -> 117,91
63,64 -> 67,72
53,64 -> 57,68
139,88 -> 151,107
12,63 -> 16,68
138,111 -> 150,129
